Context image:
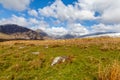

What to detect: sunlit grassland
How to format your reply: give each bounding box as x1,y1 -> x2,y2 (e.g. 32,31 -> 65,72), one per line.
0,37 -> 120,80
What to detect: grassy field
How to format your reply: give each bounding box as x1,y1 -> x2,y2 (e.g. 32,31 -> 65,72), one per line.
0,38 -> 120,80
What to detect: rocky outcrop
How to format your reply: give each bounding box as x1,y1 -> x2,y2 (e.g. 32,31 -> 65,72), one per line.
0,24 -> 43,40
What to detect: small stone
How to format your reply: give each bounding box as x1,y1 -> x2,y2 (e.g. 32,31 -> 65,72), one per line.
32,52 -> 40,55
19,46 -> 25,49
51,56 -> 68,66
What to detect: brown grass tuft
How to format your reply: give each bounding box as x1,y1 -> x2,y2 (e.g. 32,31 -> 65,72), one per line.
98,60 -> 120,80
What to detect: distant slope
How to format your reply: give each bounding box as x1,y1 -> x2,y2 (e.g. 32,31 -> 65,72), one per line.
35,29 -> 53,40
36,29 -> 48,36
56,32 -> 120,39
79,32 -> 120,38
57,34 -> 75,39
0,24 -> 43,40
0,32 -> 15,39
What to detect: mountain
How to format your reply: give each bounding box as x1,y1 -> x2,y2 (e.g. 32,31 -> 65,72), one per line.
0,32 -> 15,39
79,32 -> 120,38
35,29 -> 48,37
1,24 -> 120,40
0,24 -> 43,40
62,34 -> 75,39
56,32 -> 120,39
35,29 -> 53,40
56,34 -> 75,39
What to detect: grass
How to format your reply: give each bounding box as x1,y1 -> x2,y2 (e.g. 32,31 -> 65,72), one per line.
98,60 -> 120,80
0,32 -> 14,39
0,37 -> 120,80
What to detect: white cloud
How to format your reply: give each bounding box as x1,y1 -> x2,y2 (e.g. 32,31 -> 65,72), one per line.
91,23 -> 120,33
1,0 -> 120,37
0,15 -> 29,26
43,23 -> 89,37
0,0 -> 32,11
78,0 -> 120,24
39,0 -> 120,24
29,18 -> 39,24
0,15 -> 49,31
45,27 -> 68,37
28,9 -> 38,17
102,8 -> 120,24
68,23 -> 89,36
1,15 -> 51,31
39,0 -> 95,22
30,20 -> 49,30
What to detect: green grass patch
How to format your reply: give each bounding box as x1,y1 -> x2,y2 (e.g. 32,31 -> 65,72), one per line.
0,38 -> 120,80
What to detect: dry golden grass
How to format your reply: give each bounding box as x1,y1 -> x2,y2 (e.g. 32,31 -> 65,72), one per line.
1,37 -> 120,46
1,37 -> 120,80
98,60 -> 120,80
0,32 -> 15,39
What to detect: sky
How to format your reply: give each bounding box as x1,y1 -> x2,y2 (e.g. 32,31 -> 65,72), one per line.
0,0 -> 120,37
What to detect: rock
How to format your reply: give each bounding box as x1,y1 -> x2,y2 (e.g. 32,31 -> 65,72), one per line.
32,52 -> 40,55
51,56 -> 74,66
45,46 -> 48,48
19,46 -> 25,49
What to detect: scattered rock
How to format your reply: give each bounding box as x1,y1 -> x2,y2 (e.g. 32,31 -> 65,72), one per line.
51,55 -> 74,66
32,52 -> 40,55
45,45 -> 49,48
19,46 -> 25,49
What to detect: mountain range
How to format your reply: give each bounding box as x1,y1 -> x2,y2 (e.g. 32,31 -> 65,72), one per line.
0,24 -> 120,41
0,24 -> 44,40
54,32 -> 120,39
78,32 -> 120,38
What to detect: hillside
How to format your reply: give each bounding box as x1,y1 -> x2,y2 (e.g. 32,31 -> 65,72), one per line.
0,32 -> 14,39
0,38 -> 120,80
0,24 -> 43,40
79,32 -> 120,38
49,32 -> 120,39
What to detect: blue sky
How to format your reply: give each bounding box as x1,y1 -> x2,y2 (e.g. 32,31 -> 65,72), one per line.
0,0 -> 120,36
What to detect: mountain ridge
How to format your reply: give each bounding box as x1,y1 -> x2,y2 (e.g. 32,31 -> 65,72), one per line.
0,24 -> 43,40
1,24 -> 120,40
54,32 -> 120,39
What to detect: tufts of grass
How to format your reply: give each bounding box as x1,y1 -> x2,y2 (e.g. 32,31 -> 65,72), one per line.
1,38 -> 120,80
98,60 -> 120,80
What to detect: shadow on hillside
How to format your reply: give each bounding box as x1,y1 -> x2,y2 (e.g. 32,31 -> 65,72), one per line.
0,39 -> 44,42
